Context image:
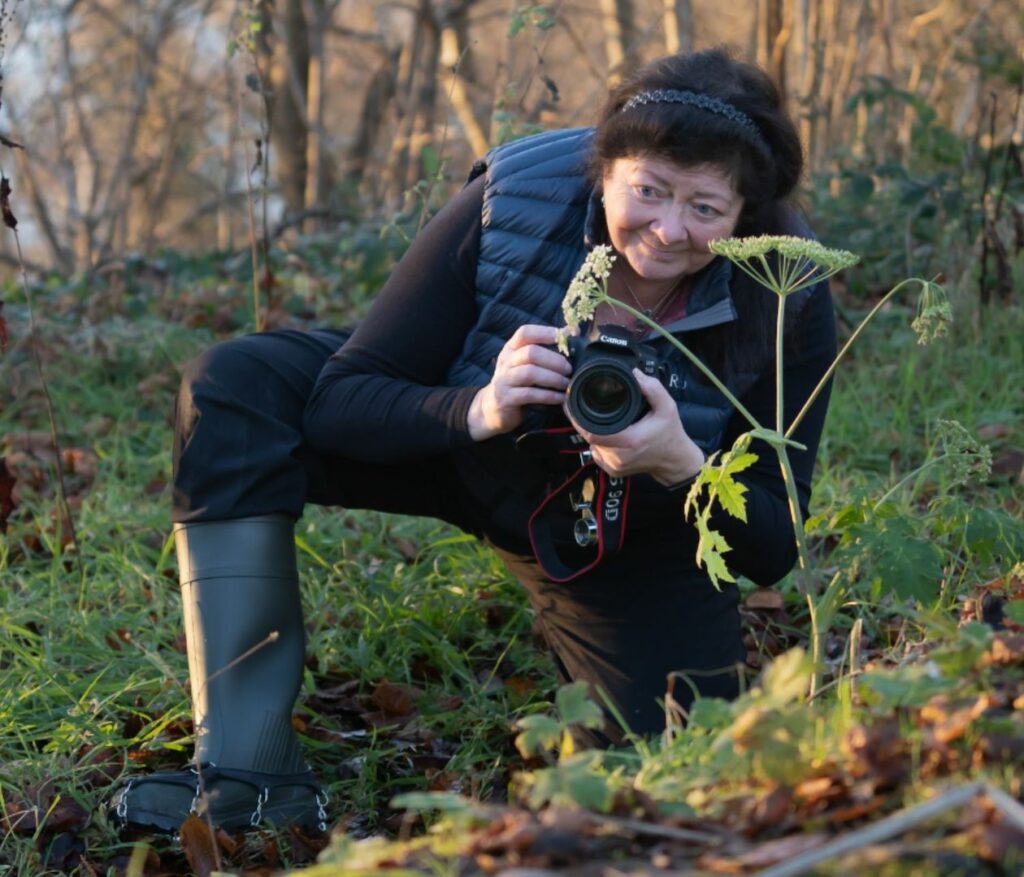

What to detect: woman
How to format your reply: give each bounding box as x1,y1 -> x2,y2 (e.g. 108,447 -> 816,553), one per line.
112,48 -> 836,833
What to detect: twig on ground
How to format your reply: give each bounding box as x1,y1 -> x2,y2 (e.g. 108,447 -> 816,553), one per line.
756,782 -> 1010,877
592,814 -> 726,846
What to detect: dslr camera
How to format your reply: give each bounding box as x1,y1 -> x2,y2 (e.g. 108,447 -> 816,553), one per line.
564,324 -> 670,435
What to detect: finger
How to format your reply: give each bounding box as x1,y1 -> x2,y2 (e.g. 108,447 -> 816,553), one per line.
499,385 -> 567,408
508,343 -> 572,375
509,324 -> 562,349
589,447 -> 631,478
504,363 -> 570,391
633,368 -> 674,411
568,417 -> 633,449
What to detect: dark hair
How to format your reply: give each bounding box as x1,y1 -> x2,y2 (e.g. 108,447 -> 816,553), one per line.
592,47 -> 802,226
592,48 -> 807,380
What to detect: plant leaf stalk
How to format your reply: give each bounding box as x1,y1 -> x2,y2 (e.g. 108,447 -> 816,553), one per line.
785,279 -> 927,439
580,256 -> 938,697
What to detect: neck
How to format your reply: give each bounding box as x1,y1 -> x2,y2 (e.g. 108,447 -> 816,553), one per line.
614,264 -> 683,312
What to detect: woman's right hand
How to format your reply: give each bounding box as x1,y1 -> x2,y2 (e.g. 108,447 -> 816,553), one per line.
467,325 -> 571,441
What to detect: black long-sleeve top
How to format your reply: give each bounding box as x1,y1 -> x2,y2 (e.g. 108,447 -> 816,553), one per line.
302,174 -> 836,586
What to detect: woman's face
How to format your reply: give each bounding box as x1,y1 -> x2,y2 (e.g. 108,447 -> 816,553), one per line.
601,156 -> 744,286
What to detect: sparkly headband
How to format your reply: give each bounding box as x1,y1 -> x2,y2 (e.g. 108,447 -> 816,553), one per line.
620,88 -> 769,153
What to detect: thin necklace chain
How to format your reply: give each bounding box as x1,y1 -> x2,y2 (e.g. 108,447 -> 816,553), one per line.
619,270 -> 682,322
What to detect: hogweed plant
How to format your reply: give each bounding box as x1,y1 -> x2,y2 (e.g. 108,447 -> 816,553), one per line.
560,238 -> 966,696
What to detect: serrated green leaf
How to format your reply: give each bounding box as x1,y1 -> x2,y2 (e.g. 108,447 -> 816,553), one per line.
514,714 -> 562,757
714,472 -> 750,521
696,524 -> 735,587
555,681 -> 604,728
873,531 -> 944,603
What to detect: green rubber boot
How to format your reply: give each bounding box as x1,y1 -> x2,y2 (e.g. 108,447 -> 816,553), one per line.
110,516 -> 326,833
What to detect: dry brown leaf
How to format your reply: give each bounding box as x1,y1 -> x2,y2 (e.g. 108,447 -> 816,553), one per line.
370,680 -> 424,717
745,588 -> 784,610
968,820 -> 1024,862
991,447 -> 1024,481
702,831 -> 830,871
978,634 -> 1024,668
179,814 -> 222,877
977,423 -> 1012,441
505,676 -> 538,698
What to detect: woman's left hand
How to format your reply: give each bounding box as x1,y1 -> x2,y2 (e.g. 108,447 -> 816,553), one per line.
568,369 -> 705,486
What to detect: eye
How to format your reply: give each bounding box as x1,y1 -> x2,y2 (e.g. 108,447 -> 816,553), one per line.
633,184 -> 662,199
693,202 -> 721,218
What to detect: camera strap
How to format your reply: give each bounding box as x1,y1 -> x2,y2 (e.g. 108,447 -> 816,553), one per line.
520,428 -> 632,583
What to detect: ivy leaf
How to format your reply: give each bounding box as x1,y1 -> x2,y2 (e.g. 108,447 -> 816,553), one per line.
514,714 -> 562,758
555,681 -> 603,729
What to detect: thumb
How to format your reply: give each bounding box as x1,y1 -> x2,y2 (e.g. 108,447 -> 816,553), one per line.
633,368 -> 673,411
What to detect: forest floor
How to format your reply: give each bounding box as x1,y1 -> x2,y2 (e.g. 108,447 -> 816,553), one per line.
1,249 -> 1023,876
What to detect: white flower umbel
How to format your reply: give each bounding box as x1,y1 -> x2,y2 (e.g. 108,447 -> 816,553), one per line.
709,235 -> 858,298
557,245 -> 616,354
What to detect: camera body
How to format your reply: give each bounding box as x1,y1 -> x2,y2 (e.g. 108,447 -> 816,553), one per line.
565,324 -> 668,435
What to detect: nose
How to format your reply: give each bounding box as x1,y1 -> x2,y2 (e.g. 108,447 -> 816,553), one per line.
650,208 -> 689,246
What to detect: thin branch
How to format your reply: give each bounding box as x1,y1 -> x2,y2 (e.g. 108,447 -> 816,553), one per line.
757,782 -> 992,877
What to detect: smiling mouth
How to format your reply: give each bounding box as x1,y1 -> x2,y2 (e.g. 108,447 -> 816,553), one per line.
639,241 -> 686,257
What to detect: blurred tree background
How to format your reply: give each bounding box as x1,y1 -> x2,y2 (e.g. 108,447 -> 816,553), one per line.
0,0 -> 1020,300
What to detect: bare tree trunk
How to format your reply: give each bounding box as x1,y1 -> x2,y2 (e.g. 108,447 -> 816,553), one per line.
346,52 -> 397,187
756,0 -> 788,98
405,3 -> 442,191
663,0 -> 694,54
266,0 -> 311,218
384,2 -> 425,198
384,0 -> 442,201
440,24 -> 490,157
599,0 -> 636,83
220,58 -> 239,250
302,0 -> 328,227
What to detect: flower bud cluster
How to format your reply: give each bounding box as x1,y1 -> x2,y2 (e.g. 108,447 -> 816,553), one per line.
911,281 -> 953,345
558,245 -> 616,354
935,418 -> 992,486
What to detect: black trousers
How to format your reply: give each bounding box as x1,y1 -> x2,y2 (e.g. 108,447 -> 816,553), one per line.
173,329 -> 745,744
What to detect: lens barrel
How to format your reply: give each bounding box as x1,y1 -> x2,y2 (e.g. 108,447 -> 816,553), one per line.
566,359 -> 645,435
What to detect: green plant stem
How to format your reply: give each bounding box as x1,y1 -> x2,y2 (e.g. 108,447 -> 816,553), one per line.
872,455 -> 945,510
776,446 -> 822,694
785,278 -> 925,440
776,291 -> 786,434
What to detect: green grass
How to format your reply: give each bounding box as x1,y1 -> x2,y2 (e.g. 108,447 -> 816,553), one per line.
1,265 -> 1022,873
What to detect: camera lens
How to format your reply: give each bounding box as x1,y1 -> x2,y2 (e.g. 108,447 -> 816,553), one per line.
567,361 -> 645,435
580,374 -> 628,415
